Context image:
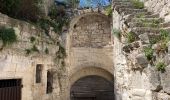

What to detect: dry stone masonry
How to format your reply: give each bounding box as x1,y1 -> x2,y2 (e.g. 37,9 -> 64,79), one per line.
1,0 -> 170,100
113,0 -> 170,100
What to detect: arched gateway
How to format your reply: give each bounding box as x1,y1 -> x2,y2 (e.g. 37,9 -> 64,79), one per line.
69,67 -> 115,100
66,12 -> 114,100
71,75 -> 114,100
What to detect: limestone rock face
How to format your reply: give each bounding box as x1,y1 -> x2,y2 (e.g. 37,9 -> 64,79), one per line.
135,53 -> 148,68
160,65 -> 170,94
157,93 -> 170,100
144,67 -> 161,91
139,33 -> 150,44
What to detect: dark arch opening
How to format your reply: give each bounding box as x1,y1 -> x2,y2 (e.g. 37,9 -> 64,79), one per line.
70,75 -> 115,100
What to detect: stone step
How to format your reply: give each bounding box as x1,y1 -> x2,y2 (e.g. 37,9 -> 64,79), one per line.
135,13 -> 160,18
131,18 -> 164,23
161,27 -> 170,31
125,12 -> 151,21
131,27 -> 160,35
114,0 -> 130,1
114,4 -> 135,9
148,34 -> 161,44
160,22 -> 170,28
128,22 -> 160,28
113,1 -> 133,6
119,8 -> 148,15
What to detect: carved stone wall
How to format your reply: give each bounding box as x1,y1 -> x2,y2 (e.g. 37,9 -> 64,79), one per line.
0,13 -> 63,100
71,13 -> 111,48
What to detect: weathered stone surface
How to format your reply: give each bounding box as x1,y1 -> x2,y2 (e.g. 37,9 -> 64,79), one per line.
131,89 -> 146,97
160,65 -> 170,94
157,93 -> 170,100
135,53 -> 148,68
70,13 -> 111,48
144,67 -> 161,91
168,41 -> 170,54
139,33 -> 150,44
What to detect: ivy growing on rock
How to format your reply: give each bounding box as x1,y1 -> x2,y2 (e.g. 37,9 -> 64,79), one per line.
0,27 -> 17,47
156,61 -> 166,72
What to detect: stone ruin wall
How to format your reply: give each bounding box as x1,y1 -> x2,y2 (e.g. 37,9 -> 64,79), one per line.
144,0 -> 170,22
113,0 -> 170,100
0,13 -> 65,100
65,12 -> 114,100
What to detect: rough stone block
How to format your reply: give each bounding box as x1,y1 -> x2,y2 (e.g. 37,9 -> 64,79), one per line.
131,89 -> 146,97
160,65 -> 170,94
157,93 -> 170,100
139,33 -> 149,44
144,67 -> 161,91
135,53 -> 148,68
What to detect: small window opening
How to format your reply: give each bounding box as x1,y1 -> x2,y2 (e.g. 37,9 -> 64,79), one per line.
46,70 -> 53,94
36,64 -> 43,83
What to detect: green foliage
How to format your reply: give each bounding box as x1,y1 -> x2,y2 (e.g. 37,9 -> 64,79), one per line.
105,5 -> 112,16
25,45 -> 39,55
156,61 -> 166,72
45,47 -> 49,54
144,46 -> 153,61
149,36 -> 161,44
0,0 -> 21,16
112,29 -> 121,38
56,44 -> 66,59
127,32 -> 135,43
138,18 -> 160,28
38,18 -> 64,35
30,36 -> 36,43
136,13 -> 145,18
0,0 -> 43,22
158,29 -> 170,52
0,27 -> 17,46
160,29 -> 170,40
37,5 -> 69,35
130,0 -> 144,9
25,49 -> 32,55
32,45 -> 39,52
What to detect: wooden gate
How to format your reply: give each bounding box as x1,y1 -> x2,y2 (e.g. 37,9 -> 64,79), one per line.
0,79 -> 22,100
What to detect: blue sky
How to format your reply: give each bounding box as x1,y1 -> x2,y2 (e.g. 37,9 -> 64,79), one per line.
55,0 -> 111,8
79,0 -> 111,8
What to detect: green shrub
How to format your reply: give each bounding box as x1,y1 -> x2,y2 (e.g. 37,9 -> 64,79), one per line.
144,46 -> 153,61
127,32 -> 135,43
156,61 -> 166,72
25,45 -> 39,55
45,47 -> 49,54
136,13 -> 145,18
160,29 -> 170,40
32,45 -> 39,52
149,36 -> 161,44
30,36 -> 36,43
112,29 -> 121,38
0,27 -> 17,46
105,5 -> 112,16
0,0 -> 43,22
25,49 -> 32,55
130,0 -> 144,9
56,44 -> 66,59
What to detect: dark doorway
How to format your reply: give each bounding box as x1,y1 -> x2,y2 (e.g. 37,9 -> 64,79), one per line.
70,75 -> 115,100
0,79 -> 22,100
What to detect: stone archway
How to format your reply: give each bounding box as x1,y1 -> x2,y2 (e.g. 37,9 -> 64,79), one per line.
69,67 -> 115,100
70,75 -> 115,100
65,12 -> 114,100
